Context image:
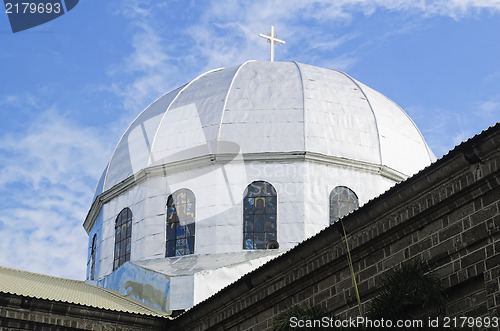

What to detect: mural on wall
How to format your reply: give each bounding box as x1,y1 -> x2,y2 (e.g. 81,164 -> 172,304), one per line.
98,262 -> 171,313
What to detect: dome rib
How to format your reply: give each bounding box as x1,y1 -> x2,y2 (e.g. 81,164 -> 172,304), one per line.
292,61 -> 307,151
148,67 -> 225,166
95,61 -> 435,197
100,87 -> 183,194
215,60 -> 254,154
336,70 -> 384,166
379,94 -> 436,163
91,164 -> 107,203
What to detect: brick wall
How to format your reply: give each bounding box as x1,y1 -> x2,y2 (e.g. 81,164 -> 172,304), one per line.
172,123 -> 500,330
0,293 -> 169,331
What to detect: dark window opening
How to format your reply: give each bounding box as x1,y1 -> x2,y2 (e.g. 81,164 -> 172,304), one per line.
90,234 -> 97,280
330,186 -> 358,223
113,208 -> 132,270
243,181 -> 277,250
166,189 -> 195,257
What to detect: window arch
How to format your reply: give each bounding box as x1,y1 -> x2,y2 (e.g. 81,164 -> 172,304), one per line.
166,189 -> 195,257
89,234 -> 97,280
114,208 -> 132,270
243,181 -> 277,250
330,186 -> 359,224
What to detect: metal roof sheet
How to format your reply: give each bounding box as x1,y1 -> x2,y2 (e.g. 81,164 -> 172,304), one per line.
0,265 -> 170,318
134,250 -> 284,276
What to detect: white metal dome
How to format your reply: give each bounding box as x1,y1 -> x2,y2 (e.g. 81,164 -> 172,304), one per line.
93,61 -> 435,200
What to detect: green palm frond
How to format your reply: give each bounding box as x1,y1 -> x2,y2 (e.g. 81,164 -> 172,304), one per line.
369,259 -> 447,322
271,304 -> 330,331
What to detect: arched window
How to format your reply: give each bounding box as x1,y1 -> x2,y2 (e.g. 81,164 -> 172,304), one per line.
89,234 -> 97,280
114,208 -> 132,270
243,181 -> 277,250
330,186 -> 359,223
166,189 -> 195,257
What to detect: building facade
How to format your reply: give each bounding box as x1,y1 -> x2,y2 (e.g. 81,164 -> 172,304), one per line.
171,122 -> 500,330
83,61 -> 435,313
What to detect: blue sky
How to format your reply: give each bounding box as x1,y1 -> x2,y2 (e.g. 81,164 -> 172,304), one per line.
0,0 -> 499,280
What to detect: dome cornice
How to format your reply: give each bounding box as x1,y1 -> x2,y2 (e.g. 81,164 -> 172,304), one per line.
83,150 -> 407,233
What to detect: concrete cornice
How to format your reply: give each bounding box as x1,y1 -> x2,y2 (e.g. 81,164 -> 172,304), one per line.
83,151 -> 408,233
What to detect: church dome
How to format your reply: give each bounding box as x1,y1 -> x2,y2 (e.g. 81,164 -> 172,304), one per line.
93,61 -> 435,200
86,61 -> 437,312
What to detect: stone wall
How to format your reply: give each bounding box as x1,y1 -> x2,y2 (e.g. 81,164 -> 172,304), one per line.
0,293 -> 169,331
171,123 -> 500,330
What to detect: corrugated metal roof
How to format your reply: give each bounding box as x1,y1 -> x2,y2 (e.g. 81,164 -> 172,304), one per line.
0,265 -> 170,318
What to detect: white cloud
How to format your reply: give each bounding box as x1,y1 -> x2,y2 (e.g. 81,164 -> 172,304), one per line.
452,129 -> 473,146
0,109 -> 111,279
0,0 -> 183,280
105,0 -> 500,101
106,1 -> 180,117
5,0 -> 493,280
476,98 -> 500,119
405,105 -> 464,157
0,109 -> 108,188
405,97 -> 499,159
179,0 -> 500,70
425,0 -> 500,18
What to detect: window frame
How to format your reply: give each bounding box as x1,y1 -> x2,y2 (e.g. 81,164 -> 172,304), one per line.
89,234 -> 97,280
329,186 -> 359,224
113,207 -> 132,270
166,188 -> 196,257
243,181 -> 277,250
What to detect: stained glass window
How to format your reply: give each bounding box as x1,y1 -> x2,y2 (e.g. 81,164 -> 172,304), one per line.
89,234 -> 97,280
166,189 -> 195,257
113,208 -> 132,270
243,181 -> 277,250
330,186 -> 359,223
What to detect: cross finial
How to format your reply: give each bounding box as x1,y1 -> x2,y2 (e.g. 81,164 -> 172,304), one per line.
259,26 -> 285,62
